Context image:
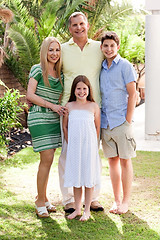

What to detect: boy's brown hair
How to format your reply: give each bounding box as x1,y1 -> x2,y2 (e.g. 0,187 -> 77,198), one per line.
101,31 -> 120,46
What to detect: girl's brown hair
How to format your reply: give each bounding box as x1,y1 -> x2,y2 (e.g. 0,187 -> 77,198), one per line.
68,75 -> 95,102
40,37 -> 63,87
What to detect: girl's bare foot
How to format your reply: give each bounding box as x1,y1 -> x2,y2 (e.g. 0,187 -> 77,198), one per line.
67,210 -> 81,220
79,211 -> 91,221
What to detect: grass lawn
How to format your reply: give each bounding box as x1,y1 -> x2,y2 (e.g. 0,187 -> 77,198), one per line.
0,147 -> 160,240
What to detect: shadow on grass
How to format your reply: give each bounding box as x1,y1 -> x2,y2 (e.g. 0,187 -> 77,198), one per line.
0,202 -> 65,240
65,210 -> 160,240
119,211 -> 160,240
65,211 -> 122,240
0,202 -> 160,240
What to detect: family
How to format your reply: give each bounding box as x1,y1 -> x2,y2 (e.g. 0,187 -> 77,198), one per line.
26,12 -> 137,221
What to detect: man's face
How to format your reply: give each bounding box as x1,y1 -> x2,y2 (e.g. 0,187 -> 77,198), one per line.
69,15 -> 89,41
101,39 -> 120,60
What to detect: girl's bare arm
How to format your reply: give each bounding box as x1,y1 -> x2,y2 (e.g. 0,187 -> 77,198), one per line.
63,105 -> 69,143
94,103 -> 101,138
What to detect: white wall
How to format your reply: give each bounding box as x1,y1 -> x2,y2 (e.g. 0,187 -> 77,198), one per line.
145,0 -> 160,140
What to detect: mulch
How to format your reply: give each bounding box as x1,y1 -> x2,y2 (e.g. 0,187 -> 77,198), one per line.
7,128 -> 32,156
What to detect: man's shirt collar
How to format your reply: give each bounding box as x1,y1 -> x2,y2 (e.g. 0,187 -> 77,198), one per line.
68,38 -> 92,45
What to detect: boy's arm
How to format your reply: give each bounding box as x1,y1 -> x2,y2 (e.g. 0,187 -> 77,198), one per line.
126,81 -> 137,123
94,103 -> 101,138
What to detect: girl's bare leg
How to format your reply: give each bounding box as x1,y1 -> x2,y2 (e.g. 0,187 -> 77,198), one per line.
67,187 -> 82,219
80,187 -> 93,221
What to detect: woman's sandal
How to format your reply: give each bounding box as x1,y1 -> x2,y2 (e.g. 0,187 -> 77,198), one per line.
45,201 -> 56,213
35,205 -> 49,218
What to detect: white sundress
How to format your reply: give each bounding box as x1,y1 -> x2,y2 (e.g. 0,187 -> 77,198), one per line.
64,110 -> 101,188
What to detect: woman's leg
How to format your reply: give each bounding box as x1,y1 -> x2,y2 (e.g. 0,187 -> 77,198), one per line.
80,187 -> 93,221
67,187 -> 82,219
35,148 -> 55,208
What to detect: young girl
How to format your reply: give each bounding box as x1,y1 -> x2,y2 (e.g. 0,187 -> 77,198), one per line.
63,75 -> 101,221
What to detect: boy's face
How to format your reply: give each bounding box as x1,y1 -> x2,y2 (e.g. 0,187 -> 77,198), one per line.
101,39 -> 120,60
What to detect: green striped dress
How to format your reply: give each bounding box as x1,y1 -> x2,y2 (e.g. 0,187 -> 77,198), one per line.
27,64 -> 63,152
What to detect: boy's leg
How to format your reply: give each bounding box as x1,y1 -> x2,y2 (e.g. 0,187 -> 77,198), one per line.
80,187 -> 93,221
67,187 -> 82,219
108,156 -> 121,213
117,158 -> 133,214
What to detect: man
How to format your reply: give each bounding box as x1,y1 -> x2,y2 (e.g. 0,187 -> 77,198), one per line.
58,12 -> 104,213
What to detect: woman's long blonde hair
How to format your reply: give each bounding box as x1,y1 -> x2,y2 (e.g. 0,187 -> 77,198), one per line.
40,37 -> 63,87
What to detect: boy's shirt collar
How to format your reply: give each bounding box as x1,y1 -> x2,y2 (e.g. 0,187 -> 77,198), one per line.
102,54 -> 121,69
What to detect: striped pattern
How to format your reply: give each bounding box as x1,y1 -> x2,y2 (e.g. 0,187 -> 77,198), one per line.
27,64 -> 63,152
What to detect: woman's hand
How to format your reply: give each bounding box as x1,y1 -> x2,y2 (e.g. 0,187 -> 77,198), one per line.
50,104 -> 68,116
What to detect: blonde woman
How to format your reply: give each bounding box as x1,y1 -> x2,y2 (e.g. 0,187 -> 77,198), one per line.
27,37 -> 67,218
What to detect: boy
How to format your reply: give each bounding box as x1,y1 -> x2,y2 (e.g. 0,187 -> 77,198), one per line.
100,31 -> 137,214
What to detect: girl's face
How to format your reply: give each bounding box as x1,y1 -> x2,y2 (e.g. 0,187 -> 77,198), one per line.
47,41 -> 60,64
74,81 -> 89,101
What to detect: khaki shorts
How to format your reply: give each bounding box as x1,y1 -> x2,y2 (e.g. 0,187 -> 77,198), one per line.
101,121 -> 136,159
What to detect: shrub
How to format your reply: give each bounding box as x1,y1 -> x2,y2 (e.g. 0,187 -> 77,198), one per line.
0,80 -> 24,146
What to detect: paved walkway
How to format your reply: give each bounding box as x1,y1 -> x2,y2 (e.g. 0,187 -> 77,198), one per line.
134,103 -> 160,151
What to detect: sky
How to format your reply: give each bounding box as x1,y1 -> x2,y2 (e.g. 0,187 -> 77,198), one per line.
131,0 -> 145,8
116,0 -> 145,9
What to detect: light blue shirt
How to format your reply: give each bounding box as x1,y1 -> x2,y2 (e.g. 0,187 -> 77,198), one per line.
100,54 -> 137,130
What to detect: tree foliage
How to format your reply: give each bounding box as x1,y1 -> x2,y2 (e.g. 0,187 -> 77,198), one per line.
0,0 -> 146,88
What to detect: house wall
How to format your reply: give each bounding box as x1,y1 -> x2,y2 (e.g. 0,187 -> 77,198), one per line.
0,63 -> 26,102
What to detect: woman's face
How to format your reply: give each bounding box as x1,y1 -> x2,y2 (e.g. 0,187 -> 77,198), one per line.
47,41 -> 61,64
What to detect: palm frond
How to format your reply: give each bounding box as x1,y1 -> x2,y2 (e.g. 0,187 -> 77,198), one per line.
8,24 -> 40,68
87,0 -> 111,38
55,0 -> 88,37
4,0 -> 34,28
37,0 -> 58,40
7,23 -> 40,88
